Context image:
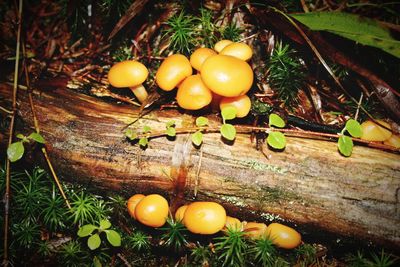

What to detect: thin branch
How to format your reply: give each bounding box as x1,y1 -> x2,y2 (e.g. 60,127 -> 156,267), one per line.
132,124 -> 399,153
22,43 -> 71,209
3,0 -> 23,266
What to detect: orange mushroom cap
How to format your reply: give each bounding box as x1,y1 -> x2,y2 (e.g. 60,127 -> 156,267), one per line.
190,47 -> 217,71
108,60 -> 148,88
200,55 -> 253,97
360,120 -> 392,141
219,42 -> 253,61
156,54 -> 193,91
265,223 -> 301,249
183,202 -> 226,234
127,194 -> 145,219
176,74 -> 213,110
134,194 -> 169,228
219,95 -> 251,118
214,39 -> 233,53
243,222 -> 267,239
108,60 -> 149,103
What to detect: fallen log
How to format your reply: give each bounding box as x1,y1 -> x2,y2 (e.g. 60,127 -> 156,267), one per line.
1,83 -> 399,249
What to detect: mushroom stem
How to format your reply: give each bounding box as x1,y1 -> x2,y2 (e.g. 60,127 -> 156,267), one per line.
129,84 -> 148,103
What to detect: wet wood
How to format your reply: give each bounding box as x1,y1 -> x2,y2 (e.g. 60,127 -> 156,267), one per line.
0,83 -> 399,249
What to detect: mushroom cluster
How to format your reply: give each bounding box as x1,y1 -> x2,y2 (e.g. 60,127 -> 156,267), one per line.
127,193 -> 302,249
108,40 -> 254,118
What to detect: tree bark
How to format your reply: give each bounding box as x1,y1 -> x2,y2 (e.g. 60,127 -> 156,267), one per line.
1,83 -> 399,249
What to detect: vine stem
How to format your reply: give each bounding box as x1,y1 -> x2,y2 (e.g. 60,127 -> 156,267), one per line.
22,43 -> 71,209
3,0 -> 22,266
134,125 -> 399,152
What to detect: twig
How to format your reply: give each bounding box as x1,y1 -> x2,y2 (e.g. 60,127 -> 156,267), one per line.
22,43 -> 71,209
132,124 -> 399,153
0,105 -> 13,114
354,93 -> 363,121
3,1 -> 22,266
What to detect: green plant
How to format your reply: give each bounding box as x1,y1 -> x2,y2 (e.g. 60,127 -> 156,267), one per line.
338,118 -> 362,157
160,218 -> 188,252
37,240 -> 52,258
249,237 -> 277,267
41,184 -> 68,232
163,11 -> 197,55
11,219 -> 41,250
268,42 -> 306,107
220,106 -> 237,141
166,120 -> 177,137
125,230 -> 151,252
13,167 -> 49,222
196,8 -> 218,48
100,0 -> 134,18
221,22 -> 243,42
346,249 -> 398,267
77,219 -> 121,250
191,116 -> 208,146
125,125 -> 152,148
190,243 -> 213,266
295,243 -> 317,266
7,132 -> 45,162
214,227 -> 248,267
58,240 -> 89,267
267,113 -> 287,150
69,191 -> 110,225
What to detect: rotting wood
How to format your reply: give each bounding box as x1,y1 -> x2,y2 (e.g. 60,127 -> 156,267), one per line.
0,83 -> 399,249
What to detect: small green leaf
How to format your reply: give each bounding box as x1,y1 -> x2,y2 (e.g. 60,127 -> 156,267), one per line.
166,127 -> 176,137
139,137 -> 148,147
195,116 -> 208,127
267,131 -> 286,149
16,133 -> 25,139
338,135 -> 353,157
28,132 -> 45,144
345,119 -> 362,138
99,220 -> 111,230
221,106 -> 237,121
125,129 -> 138,140
93,256 -> 102,267
143,125 -> 151,133
191,131 -> 203,146
105,230 -> 121,247
78,224 -> 97,237
166,120 -> 175,128
88,233 -> 101,250
7,141 -> 25,162
269,114 -> 286,128
220,124 -> 236,141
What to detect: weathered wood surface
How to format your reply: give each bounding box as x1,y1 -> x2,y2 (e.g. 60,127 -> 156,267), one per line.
1,83 -> 399,248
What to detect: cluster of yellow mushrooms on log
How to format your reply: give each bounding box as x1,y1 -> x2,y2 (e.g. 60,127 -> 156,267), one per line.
108,39 -> 399,148
127,193 -> 302,250
108,39 -> 254,118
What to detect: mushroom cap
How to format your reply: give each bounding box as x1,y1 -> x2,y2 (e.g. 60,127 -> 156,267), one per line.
190,47 -> 217,71
108,60 -> 148,88
219,95 -> 251,118
176,74 -> 213,110
214,39 -> 233,53
134,194 -> 169,228
224,216 -> 242,231
156,54 -> 193,91
265,223 -> 301,249
200,55 -> 253,97
360,120 -> 392,141
126,194 -> 145,219
243,222 -> 267,239
183,202 -> 226,234
384,134 -> 400,148
174,205 -> 188,222
220,42 -> 253,61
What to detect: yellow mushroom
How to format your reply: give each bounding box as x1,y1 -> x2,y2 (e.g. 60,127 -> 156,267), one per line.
176,74 -> 213,110
214,39 -> 233,53
200,55 -> 253,97
219,42 -> 253,61
219,95 -> 251,118
190,47 -> 217,72
108,60 -> 149,103
360,120 -> 392,141
156,54 -> 193,91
